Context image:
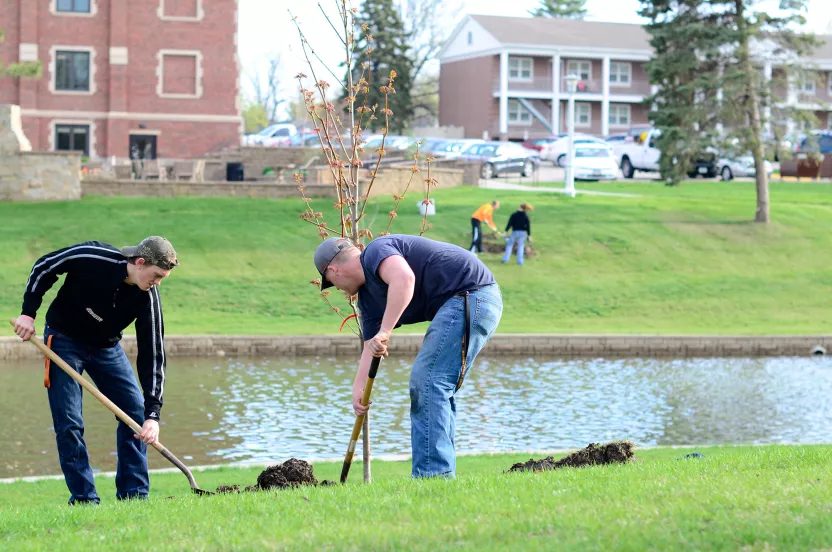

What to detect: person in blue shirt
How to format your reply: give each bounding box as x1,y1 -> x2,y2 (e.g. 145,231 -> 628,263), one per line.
313,234 -> 503,478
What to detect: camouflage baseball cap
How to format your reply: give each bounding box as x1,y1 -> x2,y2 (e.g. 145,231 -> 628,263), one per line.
121,236 -> 179,270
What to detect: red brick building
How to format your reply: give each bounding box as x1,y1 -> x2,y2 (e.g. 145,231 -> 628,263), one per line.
439,15 -> 832,141
0,0 -> 242,159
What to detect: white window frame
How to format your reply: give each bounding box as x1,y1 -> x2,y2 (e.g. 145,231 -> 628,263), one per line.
609,62 -> 632,88
608,104 -> 631,128
49,45 -> 97,96
158,0 -> 205,22
566,60 -> 591,81
50,0 -> 98,17
49,119 -> 97,158
575,103 -> 591,128
156,49 -> 204,99
509,57 -> 534,82
507,99 -> 532,126
799,73 -> 816,94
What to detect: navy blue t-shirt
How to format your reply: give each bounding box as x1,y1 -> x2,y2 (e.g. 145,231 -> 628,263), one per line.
357,235 -> 496,338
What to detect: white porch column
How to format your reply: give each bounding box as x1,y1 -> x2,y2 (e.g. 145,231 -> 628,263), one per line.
650,84 -> 659,112
552,54 -> 561,134
499,51 -> 509,139
601,56 -> 611,137
785,70 -> 797,137
763,61 -> 773,135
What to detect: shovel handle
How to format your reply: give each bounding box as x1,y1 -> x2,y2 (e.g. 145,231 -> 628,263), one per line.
8,318 -> 200,488
340,356 -> 381,483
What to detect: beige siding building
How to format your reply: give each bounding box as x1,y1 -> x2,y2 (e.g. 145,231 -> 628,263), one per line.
439,15 -> 832,141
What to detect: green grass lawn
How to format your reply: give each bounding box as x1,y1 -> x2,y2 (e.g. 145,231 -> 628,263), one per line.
1,446 -> 831,551
1,180 -> 830,335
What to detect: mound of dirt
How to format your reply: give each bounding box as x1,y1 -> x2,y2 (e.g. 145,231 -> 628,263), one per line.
214,459 -> 339,494
509,441 -> 636,473
257,458 -> 318,490
465,232 -> 537,258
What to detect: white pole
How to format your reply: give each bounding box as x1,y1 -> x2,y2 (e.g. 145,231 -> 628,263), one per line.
565,89 -> 576,197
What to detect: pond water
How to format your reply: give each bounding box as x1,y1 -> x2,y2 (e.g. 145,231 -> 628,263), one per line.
1,355 -> 831,478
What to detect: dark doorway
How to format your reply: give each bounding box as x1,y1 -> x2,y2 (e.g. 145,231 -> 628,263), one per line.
129,134 -> 158,160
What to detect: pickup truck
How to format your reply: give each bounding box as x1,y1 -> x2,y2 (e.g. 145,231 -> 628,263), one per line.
613,128 -> 718,179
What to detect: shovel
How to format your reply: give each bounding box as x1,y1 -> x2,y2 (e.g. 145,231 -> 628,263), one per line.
9,319 -> 214,496
339,355 -> 381,484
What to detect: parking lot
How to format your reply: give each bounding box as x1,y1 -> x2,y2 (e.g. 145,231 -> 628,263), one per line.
481,162 -> 767,187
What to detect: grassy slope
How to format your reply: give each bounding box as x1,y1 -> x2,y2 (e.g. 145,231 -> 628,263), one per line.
1,180 -> 830,335
1,446 -> 831,551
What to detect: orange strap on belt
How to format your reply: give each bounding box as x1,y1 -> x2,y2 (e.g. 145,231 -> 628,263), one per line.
43,334 -> 53,388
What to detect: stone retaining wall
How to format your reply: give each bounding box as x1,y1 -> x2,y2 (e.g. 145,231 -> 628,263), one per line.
82,179 -> 335,199
2,334 -> 829,361
0,105 -> 81,201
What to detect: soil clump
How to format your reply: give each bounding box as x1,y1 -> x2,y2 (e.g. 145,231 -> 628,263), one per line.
509,441 -> 636,473
216,458 -> 336,494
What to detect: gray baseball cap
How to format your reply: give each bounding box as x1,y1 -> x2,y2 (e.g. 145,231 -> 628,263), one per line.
313,237 -> 352,290
121,236 -> 179,270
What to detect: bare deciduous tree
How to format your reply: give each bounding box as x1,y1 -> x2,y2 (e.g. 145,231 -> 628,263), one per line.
249,55 -> 286,124
290,0 -> 438,483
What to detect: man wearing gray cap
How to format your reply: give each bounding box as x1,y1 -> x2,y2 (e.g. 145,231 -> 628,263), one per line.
313,234 -> 502,478
12,236 -> 179,504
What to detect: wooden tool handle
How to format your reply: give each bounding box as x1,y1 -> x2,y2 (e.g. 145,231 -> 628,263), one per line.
340,356 -> 381,483
10,319 -> 164,453
11,319 -> 207,493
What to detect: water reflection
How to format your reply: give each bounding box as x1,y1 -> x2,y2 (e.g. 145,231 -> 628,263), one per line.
1,355 -> 830,478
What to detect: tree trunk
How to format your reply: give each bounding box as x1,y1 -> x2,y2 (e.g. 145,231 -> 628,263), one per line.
362,412 -> 371,482
736,0 -> 770,223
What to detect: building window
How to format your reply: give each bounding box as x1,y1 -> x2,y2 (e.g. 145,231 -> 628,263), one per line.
508,99 -> 532,125
828,73 -> 832,95
467,31 -> 473,45
509,57 -> 533,81
55,51 -> 91,92
575,103 -> 591,127
158,0 -> 204,21
56,0 -> 90,12
567,60 -> 591,81
52,0 -> 97,16
609,104 -> 631,127
798,73 -> 815,94
55,124 -> 90,156
609,62 -> 631,87
157,50 -> 203,99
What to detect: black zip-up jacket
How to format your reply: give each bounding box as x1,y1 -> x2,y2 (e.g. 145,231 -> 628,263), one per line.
505,211 -> 531,236
21,241 -> 167,421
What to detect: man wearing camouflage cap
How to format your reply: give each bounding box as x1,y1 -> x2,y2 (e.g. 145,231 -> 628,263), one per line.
12,236 -> 179,504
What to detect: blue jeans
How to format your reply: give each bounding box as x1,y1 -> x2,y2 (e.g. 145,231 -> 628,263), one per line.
410,283 -> 503,478
44,326 -> 149,504
501,230 -> 528,265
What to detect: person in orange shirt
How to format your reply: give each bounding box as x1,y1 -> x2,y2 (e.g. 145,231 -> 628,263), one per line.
470,200 -> 500,254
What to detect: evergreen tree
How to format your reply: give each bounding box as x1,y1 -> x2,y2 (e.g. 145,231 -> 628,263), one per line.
639,0 -> 818,222
528,0 -> 588,20
346,0 -> 414,135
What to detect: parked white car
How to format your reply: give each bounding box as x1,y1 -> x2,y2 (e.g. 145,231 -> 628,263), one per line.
243,123 -> 299,146
717,156 -> 773,181
572,143 -> 620,181
540,134 -> 608,166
